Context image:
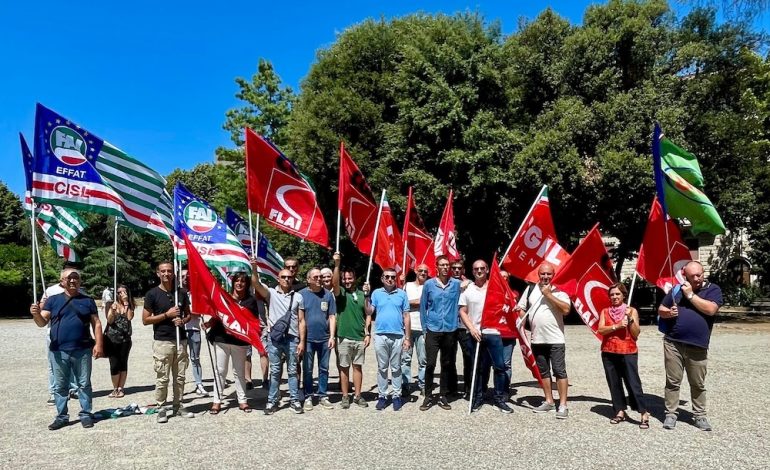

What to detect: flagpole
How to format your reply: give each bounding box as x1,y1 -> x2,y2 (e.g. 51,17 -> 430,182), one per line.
35,235 -> 46,293
113,219 -> 119,302
627,271 -> 639,306
173,241 -> 181,350
335,209 -> 341,254
366,190 -> 387,285
467,340 -> 481,415
203,321 -> 224,405
500,185 -> 547,265
30,209 -> 38,302
401,187 -> 412,281
248,210 -> 255,256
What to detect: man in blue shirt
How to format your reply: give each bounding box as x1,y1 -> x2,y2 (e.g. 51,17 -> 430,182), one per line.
658,261 -> 723,432
419,255 -> 462,411
30,269 -> 104,430
366,268 -> 411,411
300,268 -> 337,411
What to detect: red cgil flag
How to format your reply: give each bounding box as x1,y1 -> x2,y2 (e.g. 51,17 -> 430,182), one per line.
551,224 -> 615,341
433,189 -> 461,261
501,186 -> 570,283
244,128 -> 329,248
376,195 -> 405,280
402,186 -> 436,276
183,231 -> 266,354
637,197 -> 692,293
481,255 -> 541,381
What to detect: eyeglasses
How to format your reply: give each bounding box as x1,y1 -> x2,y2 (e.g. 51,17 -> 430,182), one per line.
417,269 -> 429,273
472,267 -> 487,271
382,275 -> 396,280
310,275 -> 320,279
285,265 -> 298,270
280,275 -> 293,280
451,267 -> 463,271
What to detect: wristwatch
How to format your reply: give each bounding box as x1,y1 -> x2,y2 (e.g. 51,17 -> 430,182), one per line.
687,293 -> 694,300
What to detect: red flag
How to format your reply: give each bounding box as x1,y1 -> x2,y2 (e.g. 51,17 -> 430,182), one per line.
551,224 -> 615,341
183,231 -> 266,354
481,256 -> 541,381
375,196 -> 405,280
244,128 -> 329,248
637,197 -> 692,292
402,186 -> 436,276
433,189 -> 460,261
338,142 -> 383,253
501,186 -> 570,283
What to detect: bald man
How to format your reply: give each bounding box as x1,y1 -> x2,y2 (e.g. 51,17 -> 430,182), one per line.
658,261 -> 722,431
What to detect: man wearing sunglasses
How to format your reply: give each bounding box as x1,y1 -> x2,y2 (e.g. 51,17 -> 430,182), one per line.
254,264 -> 306,415
366,268 -> 411,411
402,264 -> 430,397
419,255 -> 462,411
30,269 -> 104,430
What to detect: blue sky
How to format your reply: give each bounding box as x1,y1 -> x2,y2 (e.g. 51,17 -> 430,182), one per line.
1,1 -> 765,199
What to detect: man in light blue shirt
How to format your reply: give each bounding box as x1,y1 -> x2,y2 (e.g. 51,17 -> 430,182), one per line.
366,268 -> 411,411
419,255 -> 461,411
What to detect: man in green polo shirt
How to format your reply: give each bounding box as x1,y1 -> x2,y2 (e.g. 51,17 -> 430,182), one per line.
332,252 -> 372,409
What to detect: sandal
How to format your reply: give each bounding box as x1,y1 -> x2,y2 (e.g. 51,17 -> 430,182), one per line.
239,403 -> 253,413
210,404 -> 222,415
108,389 -> 117,398
639,413 -> 650,429
610,413 -> 626,424
116,388 -> 125,398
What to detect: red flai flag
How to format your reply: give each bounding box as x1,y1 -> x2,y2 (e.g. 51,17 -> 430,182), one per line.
501,186 -> 570,283
338,142 -> 379,254
376,196 -> 405,277
433,189 -> 460,261
183,231 -> 266,354
402,186 -> 436,275
244,128 -> 329,248
481,256 -> 541,381
637,197 -> 692,292
551,224 -> 615,341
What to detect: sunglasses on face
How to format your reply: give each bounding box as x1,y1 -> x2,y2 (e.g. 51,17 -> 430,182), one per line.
473,267 -> 486,271
417,269 -> 429,273
382,275 -> 396,280
280,275 -> 293,280
451,266 -> 463,271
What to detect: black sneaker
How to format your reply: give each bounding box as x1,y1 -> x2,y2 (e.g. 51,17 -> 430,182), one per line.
48,418 -> 68,431
494,401 -> 514,414
471,400 -> 484,412
419,396 -> 434,411
290,401 -> 304,414
437,395 -> 452,410
80,415 -> 94,428
263,402 -> 278,415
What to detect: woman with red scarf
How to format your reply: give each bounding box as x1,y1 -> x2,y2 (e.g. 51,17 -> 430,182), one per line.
598,283 -> 650,429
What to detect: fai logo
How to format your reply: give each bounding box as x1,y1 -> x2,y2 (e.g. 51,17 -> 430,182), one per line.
184,201 -> 218,233
50,126 -> 88,166
235,221 -> 252,248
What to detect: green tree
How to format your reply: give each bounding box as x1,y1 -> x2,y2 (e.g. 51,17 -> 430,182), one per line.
0,181 -> 25,245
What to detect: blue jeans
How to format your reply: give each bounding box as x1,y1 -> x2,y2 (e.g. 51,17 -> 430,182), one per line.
47,333 -> 76,395
503,337 -> 516,385
478,334 -> 513,403
374,333 -> 404,397
267,336 -> 300,403
303,340 -> 330,397
186,329 -> 203,386
50,348 -> 93,420
401,330 -> 426,391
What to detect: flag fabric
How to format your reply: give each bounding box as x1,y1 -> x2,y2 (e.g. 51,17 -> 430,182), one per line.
183,232 -> 265,354
551,224 -> 615,341
433,189 -> 461,261
637,198 -> 692,292
375,195 -> 405,277
173,183 -> 251,271
245,128 -> 329,248
31,104 -> 167,233
140,189 -> 174,241
501,186 -> 570,283
481,255 -> 541,381
402,186 -> 436,276
22,133 -> 85,262
225,207 -> 284,284
338,142 -> 379,255
653,123 -> 726,235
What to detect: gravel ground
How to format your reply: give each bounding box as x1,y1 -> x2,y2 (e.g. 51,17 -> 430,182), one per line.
0,314 -> 768,469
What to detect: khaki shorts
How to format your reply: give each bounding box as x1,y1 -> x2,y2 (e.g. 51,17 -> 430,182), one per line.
337,338 -> 366,367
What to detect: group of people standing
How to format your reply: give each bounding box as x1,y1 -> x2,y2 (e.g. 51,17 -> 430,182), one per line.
30,252 -> 722,432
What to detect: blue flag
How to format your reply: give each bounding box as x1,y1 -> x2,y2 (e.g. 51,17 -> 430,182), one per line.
225,207 -> 253,256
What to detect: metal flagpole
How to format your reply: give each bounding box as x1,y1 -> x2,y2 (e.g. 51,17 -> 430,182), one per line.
366,190 -> 387,285
467,341 -> 481,415
173,242 -> 181,350
113,219 -> 119,301
202,321 -> 223,404
30,210 -> 38,302
500,185 -> 547,265
336,209 -> 341,254
627,271 -> 639,306
35,236 -> 46,293
248,209 -> 256,255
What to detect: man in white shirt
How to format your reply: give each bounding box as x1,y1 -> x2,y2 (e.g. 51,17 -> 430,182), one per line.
401,264 -> 429,396
515,262 -> 571,419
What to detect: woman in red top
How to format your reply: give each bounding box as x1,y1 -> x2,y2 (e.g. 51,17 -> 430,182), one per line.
598,283 -> 650,429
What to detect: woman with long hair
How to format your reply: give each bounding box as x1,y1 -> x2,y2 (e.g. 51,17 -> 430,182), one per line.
105,284 -> 135,398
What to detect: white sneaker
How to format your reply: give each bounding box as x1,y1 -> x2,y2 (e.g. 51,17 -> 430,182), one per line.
556,405 -> 569,419
304,399 -> 314,411
195,385 -> 209,397
319,397 -> 335,409
174,407 -> 195,418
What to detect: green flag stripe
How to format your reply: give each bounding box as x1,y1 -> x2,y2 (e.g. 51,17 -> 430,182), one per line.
100,143 -> 165,183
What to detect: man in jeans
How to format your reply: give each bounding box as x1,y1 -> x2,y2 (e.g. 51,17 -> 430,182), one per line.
30,269 -> 104,430
300,267 -> 337,411
366,268 -> 411,411
332,252 -> 372,409
254,263 -> 306,415
180,269 -> 208,397
143,262 -> 193,423
419,255 -> 461,411
658,261 -> 722,431
402,263 -> 429,396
